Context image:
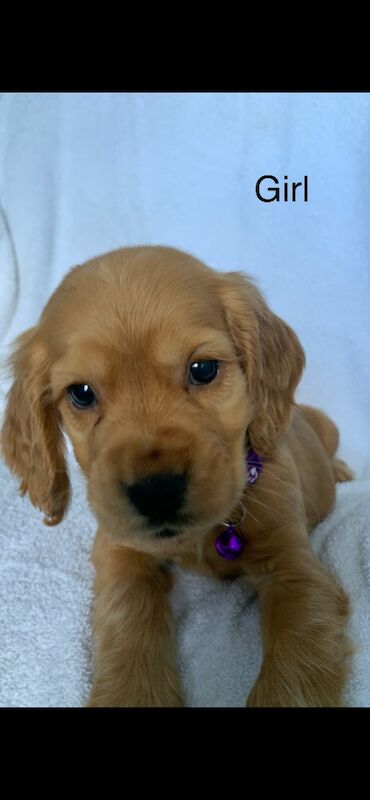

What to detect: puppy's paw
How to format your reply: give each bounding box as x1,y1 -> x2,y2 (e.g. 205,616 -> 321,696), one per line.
246,667 -> 345,708
246,615 -> 352,708
332,458 -> 354,483
87,676 -> 185,708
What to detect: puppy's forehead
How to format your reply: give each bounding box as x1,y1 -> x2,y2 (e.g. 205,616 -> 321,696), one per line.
42,247 -> 227,357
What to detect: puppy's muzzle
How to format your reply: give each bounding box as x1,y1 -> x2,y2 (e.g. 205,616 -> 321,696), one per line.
125,471 -> 188,526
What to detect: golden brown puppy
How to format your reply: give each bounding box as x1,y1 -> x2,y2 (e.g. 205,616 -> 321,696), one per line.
1,246 -> 354,707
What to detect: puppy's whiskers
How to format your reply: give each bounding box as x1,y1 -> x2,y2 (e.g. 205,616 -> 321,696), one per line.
257,463 -> 321,517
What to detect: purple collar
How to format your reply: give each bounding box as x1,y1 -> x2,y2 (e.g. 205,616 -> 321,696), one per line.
245,446 -> 264,486
214,446 -> 263,560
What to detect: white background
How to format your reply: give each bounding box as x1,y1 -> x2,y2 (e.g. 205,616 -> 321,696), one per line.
0,92 -> 369,469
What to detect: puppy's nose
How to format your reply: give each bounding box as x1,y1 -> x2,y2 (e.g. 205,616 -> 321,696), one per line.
125,472 -> 187,525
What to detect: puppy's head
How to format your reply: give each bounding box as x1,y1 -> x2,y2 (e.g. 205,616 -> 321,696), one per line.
1,246 -> 304,555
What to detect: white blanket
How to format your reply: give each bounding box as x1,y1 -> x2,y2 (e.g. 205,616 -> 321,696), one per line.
0,455 -> 369,707
0,92 -> 369,706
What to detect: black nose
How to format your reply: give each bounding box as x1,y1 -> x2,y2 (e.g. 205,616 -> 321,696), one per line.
125,472 -> 187,525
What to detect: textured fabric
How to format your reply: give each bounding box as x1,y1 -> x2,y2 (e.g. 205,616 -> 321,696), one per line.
0,456 -> 369,707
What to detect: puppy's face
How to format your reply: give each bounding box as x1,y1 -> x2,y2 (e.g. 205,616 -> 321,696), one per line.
1,246 -> 305,557
45,247 -> 251,555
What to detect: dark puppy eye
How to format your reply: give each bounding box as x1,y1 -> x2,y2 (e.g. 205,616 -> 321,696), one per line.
67,384 -> 97,409
189,360 -> 220,385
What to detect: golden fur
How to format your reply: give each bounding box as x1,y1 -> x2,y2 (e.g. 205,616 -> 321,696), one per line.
0,246 -> 354,706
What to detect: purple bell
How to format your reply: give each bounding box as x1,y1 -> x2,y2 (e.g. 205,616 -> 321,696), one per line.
215,525 -> 245,560
214,446 -> 263,560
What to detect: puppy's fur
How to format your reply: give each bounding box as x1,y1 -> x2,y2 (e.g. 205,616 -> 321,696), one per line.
1,246 -> 354,706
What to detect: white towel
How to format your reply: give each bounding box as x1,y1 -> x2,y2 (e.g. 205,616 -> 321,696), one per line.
0,453 -> 369,707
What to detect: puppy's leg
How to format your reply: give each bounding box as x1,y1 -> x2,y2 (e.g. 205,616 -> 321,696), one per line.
88,531 -> 184,707
298,404 -> 354,484
245,529 -> 352,707
298,404 -> 339,457
332,458 -> 354,483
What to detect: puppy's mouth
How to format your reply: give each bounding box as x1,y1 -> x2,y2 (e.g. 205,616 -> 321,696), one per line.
155,527 -> 182,539
152,512 -> 192,540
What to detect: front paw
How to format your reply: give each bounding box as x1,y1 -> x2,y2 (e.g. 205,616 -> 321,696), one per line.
246,667 -> 316,707
87,676 -> 185,708
246,668 -> 342,708
246,632 -> 352,708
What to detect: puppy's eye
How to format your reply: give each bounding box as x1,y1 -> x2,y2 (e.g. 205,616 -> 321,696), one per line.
189,360 -> 220,385
67,384 -> 97,409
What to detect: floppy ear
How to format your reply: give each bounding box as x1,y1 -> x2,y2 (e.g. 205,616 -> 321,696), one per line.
1,327 -> 70,525
218,272 -> 305,456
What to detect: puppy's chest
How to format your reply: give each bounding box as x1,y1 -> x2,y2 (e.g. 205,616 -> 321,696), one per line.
170,485 -> 274,581
171,534 -> 246,580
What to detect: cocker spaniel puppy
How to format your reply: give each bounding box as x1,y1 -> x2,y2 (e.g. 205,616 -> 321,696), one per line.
1,246 -> 353,706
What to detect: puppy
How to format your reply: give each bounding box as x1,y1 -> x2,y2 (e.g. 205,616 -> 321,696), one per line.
1,245 -> 353,707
